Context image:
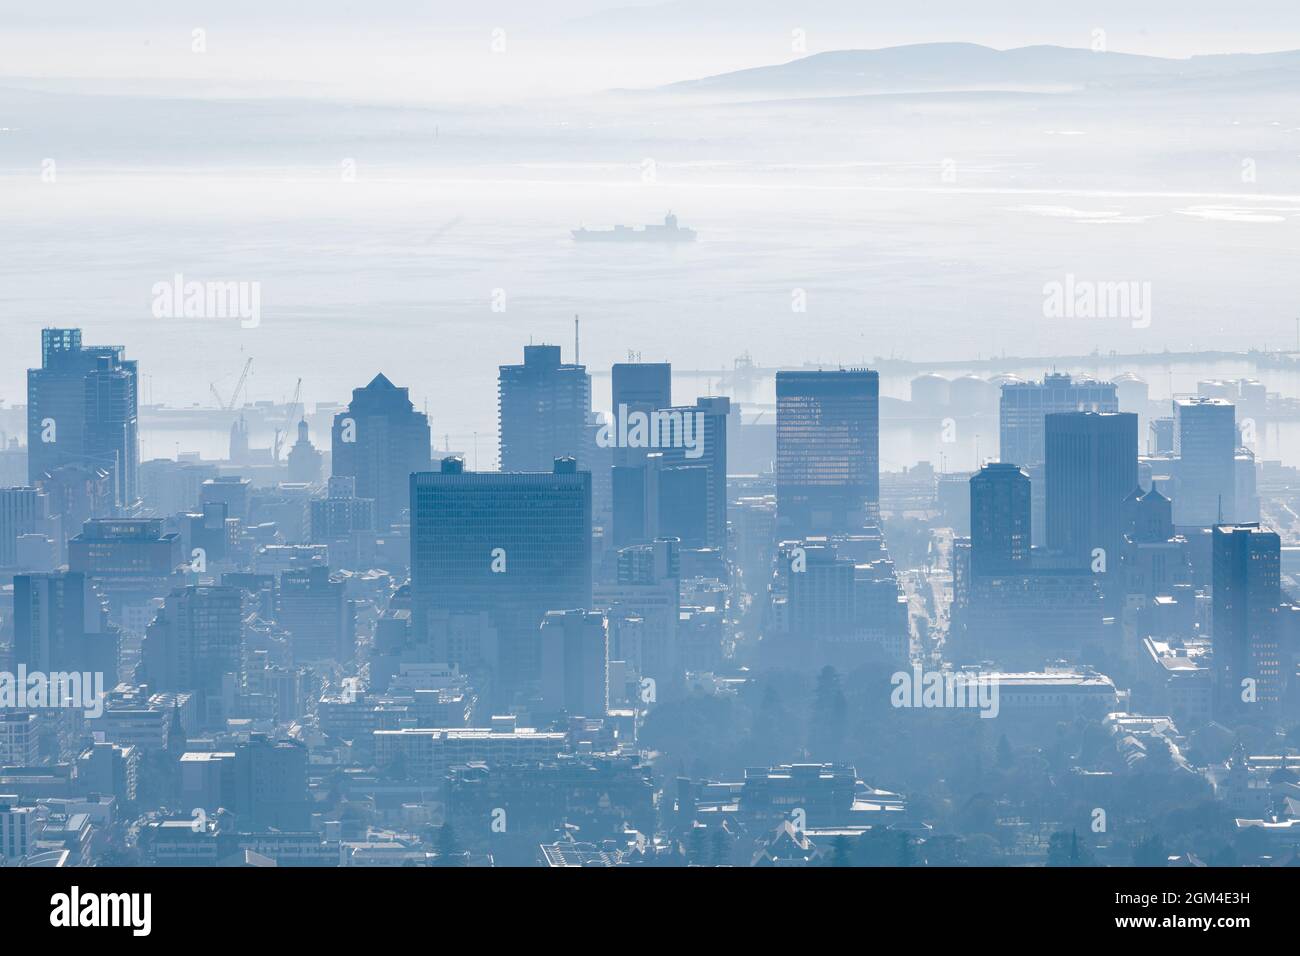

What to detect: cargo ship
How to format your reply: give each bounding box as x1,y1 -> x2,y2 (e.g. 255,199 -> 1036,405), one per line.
572,212 -> 696,242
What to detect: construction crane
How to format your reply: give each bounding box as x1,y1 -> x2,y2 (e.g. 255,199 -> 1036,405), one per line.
273,378 -> 303,462
210,357 -> 253,411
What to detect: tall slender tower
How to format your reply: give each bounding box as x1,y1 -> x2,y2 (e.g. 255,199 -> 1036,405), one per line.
27,328 -> 139,510
1212,523 -> 1281,716
1174,398 -> 1236,527
969,463 -> 1031,576
498,345 -> 591,473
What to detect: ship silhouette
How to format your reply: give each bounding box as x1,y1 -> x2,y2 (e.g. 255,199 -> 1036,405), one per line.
572,212 -> 697,242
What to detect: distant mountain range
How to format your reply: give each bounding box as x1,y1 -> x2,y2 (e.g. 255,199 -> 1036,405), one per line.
657,43 -> 1300,99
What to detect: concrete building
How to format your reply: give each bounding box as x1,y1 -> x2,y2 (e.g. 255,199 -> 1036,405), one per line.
538,609 -> 608,718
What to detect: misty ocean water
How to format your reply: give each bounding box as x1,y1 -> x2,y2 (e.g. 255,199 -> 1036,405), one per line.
4,88 -> 1300,467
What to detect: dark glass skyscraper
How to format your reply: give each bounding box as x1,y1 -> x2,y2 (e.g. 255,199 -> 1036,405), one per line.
653,395 -> 729,549
969,463 -> 1031,575
27,328 -> 139,510
1044,411 -> 1138,565
410,456 -> 592,702
611,460 -> 656,549
1212,523 -> 1281,715
330,373 -> 432,529
498,345 -> 590,472
610,361 -> 671,467
776,370 -> 879,536
607,361 -> 671,546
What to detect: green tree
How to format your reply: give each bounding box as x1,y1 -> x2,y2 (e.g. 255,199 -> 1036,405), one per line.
1047,830 -> 1093,867
1132,833 -> 1167,867
436,823 -> 464,867
830,835 -> 853,868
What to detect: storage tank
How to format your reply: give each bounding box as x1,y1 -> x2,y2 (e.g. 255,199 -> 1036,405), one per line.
910,373 -> 951,410
951,374 -> 997,415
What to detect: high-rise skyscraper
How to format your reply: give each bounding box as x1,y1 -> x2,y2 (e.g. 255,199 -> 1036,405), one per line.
13,571 -> 118,676
1212,523 -> 1281,715
610,362 -> 671,467
277,565 -> 355,663
776,369 -> 879,537
1044,411 -> 1138,566
611,362 -> 671,409
0,487 -> 57,568
608,362 -> 671,550
611,458 -> 659,549
969,463 -> 1031,576
1000,373 -> 1118,547
652,396 -> 729,549
657,465 -> 709,548
1174,398 -> 1236,527
141,585 -> 244,722
330,373 -> 432,530
498,345 -> 591,472
410,456 -> 592,701
27,328 -> 139,510
999,372 -> 1118,467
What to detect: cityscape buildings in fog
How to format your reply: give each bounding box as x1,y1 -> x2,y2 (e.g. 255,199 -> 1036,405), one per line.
1,318 -> 1298,870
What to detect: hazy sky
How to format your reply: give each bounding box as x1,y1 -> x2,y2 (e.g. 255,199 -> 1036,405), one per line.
4,1 -> 1300,101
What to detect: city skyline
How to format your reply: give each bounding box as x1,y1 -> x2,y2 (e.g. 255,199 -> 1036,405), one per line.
1,3 -> 1295,935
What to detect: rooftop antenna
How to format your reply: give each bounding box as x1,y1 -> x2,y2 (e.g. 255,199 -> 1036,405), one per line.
574,315 -> 580,365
